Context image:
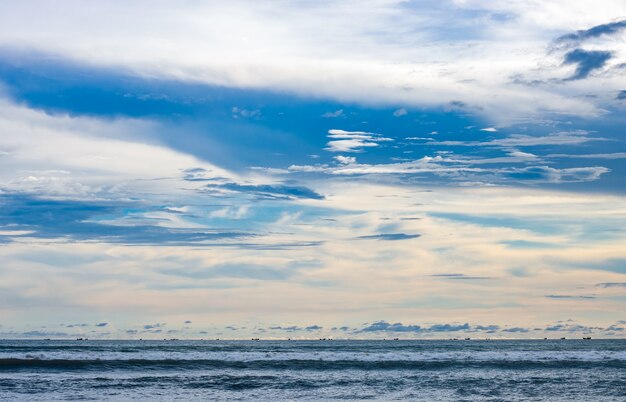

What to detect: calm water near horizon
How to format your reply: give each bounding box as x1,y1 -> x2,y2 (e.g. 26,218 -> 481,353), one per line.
0,339 -> 624,400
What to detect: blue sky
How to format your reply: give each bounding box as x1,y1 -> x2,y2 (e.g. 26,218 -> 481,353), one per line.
0,0 -> 625,339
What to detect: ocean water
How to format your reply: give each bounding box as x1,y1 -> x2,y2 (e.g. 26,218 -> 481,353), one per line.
0,339 -> 624,401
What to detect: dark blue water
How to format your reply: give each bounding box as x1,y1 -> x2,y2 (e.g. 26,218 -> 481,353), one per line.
0,339 -> 624,400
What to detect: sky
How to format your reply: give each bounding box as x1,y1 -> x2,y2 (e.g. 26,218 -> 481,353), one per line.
0,0 -> 625,339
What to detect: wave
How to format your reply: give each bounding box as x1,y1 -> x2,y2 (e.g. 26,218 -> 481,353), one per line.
2,357 -> 625,371
1,349 -> 625,363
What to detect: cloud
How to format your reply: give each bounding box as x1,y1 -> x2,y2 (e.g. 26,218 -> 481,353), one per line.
555,20 -> 626,46
430,273 -> 493,280
563,49 -> 613,80
547,153 -> 626,160
325,129 -> 393,153
269,325 -> 301,332
426,323 -> 471,332
285,153 -> 609,185
545,295 -> 596,299
480,127 -> 497,132
1,1 -> 624,122
359,321 -> 422,333
268,324 -> 321,332
432,130 -> 605,147
357,233 -> 421,241
231,106 -> 261,119
0,194 -> 254,245
502,327 -> 529,333
203,182 -> 324,200
544,322 -> 596,332
334,155 -> 357,165
393,108 -> 407,117
322,109 -> 345,118
358,321 -> 474,333
474,325 -> 500,332
504,166 -> 609,183
143,323 -> 165,330
596,282 -> 626,288
95,322 -> 108,327
617,90 -> 626,100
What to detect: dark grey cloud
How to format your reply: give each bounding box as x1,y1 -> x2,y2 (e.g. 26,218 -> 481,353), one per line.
502,327 -> 530,333
616,90 -> 626,100
563,49 -> 612,80
359,321 -> 472,333
359,321 -> 422,332
184,320 -> 192,324
269,325 -> 301,332
473,325 -> 500,332
95,322 -> 108,327
545,294 -> 596,299
64,323 -> 88,328
555,20 -> 626,45
357,233 -> 421,241
544,323 -> 596,332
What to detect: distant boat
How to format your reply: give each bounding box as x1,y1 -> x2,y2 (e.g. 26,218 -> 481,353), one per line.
582,337 -> 591,340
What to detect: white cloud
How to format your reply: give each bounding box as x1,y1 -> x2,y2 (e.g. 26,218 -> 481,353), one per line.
432,130 -> 607,147
393,108 -> 407,117
0,1 -> 624,123
325,129 -> 393,153
334,155 -> 357,165
321,109 -> 345,118
0,97 -> 238,198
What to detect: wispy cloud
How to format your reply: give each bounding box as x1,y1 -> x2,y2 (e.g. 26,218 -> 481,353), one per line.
325,129 -> 393,153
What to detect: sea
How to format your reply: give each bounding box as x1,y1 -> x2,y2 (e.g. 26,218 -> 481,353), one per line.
0,339 -> 624,401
